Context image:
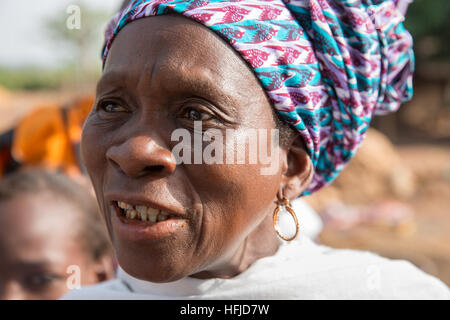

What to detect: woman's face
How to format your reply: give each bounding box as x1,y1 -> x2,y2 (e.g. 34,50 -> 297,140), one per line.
81,15 -> 286,282
0,194 -> 104,300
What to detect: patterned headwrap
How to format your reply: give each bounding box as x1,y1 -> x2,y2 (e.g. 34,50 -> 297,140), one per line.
102,0 -> 414,195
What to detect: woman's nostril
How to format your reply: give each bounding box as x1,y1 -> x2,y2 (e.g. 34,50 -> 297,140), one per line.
144,165 -> 165,173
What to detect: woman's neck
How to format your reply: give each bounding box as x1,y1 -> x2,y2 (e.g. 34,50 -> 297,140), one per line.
190,215 -> 280,279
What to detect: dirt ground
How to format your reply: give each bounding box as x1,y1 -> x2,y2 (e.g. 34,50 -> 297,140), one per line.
0,87 -> 90,132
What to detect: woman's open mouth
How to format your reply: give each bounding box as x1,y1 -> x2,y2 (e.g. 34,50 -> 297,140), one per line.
111,200 -> 189,242
117,201 -> 180,223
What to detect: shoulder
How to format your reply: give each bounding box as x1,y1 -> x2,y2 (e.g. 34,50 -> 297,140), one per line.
277,239 -> 450,299
60,278 -> 132,300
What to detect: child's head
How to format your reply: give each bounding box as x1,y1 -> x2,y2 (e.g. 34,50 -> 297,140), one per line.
0,169 -> 114,300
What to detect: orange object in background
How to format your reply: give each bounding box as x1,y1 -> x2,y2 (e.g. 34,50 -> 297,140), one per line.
4,96 -> 94,178
66,96 -> 94,145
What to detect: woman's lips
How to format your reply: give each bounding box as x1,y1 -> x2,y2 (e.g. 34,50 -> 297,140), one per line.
110,201 -> 189,242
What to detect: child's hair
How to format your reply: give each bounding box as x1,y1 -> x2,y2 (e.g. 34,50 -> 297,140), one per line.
0,169 -> 112,261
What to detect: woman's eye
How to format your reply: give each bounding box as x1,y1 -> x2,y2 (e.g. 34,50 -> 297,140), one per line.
184,107 -> 213,122
99,102 -> 128,113
23,273 -> 63,291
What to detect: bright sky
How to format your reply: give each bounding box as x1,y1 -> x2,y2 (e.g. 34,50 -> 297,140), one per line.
0,0 -> 122,68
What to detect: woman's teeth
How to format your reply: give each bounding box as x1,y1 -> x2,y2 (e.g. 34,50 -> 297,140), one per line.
117,201 -> 171,222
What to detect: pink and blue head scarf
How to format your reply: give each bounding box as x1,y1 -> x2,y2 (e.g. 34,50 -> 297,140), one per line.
102,0 -> 414,195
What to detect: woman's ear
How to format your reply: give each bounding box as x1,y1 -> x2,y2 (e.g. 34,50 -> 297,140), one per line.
280,136 -> 314,200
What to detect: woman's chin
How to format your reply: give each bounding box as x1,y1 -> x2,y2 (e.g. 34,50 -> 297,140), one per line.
113,238 -> 199,282
118,256 -> 190,283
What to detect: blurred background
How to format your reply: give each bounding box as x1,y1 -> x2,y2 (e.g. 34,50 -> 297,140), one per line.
0,0 -> 448,289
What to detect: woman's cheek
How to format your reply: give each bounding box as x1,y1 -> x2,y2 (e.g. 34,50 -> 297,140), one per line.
81,119 -> 108,178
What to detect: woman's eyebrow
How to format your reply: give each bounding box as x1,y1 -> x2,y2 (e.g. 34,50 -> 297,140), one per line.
10,260 -> 51,271
165,70 -> 239,116
96,70 -> 127,93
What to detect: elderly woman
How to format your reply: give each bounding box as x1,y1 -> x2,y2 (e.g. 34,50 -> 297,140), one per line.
63,0 -> 449,299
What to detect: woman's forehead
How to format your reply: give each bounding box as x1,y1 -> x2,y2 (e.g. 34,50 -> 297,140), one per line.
105,15 -> 236,71
100,15 -> 266,105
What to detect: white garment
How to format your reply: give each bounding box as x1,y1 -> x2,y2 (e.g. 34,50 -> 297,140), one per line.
62,235 -> 449,300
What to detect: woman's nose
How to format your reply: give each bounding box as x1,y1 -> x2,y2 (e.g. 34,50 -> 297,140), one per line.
106,136 -> 177,179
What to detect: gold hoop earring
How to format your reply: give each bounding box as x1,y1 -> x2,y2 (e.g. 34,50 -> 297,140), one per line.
273,197 -> 299,241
